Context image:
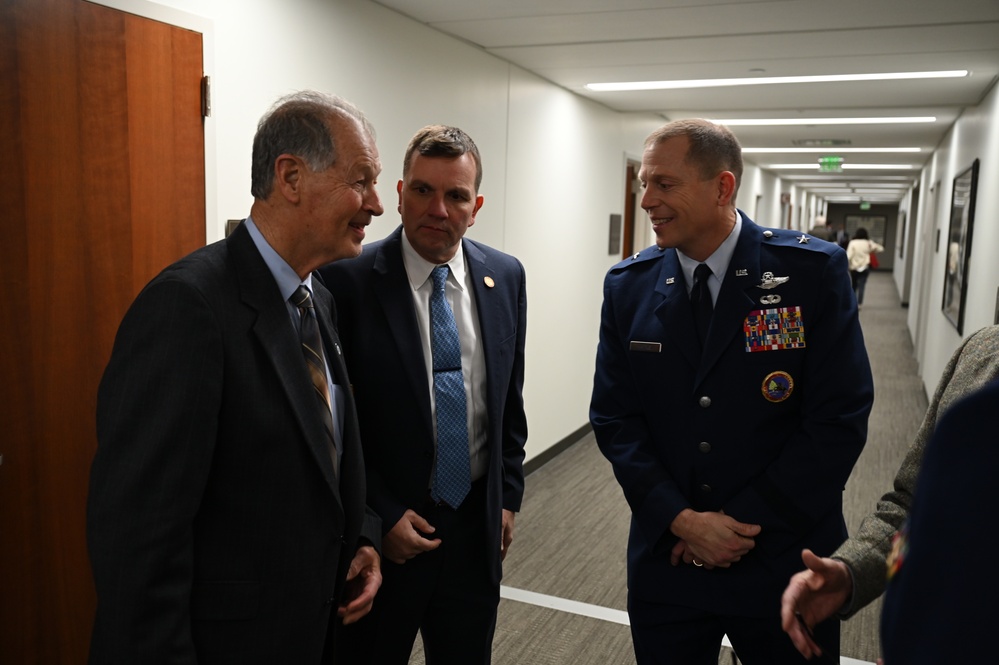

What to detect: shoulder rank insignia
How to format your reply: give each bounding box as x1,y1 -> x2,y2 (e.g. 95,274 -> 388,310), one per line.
796,234 -> 809,244
757,271 -> 789,289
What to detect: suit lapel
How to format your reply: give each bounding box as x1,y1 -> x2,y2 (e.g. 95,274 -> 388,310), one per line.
228,224 -> 342,501
371,230 -> 435,438
465,240 -> 498,410
652,251 -> 701,371
696,220 -> 763,385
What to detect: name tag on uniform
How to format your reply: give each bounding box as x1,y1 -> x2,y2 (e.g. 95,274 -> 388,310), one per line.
744,306 -> 806,352
629,340 -> 662,353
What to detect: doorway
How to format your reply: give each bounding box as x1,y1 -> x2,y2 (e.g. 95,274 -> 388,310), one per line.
0,1 -> 206,661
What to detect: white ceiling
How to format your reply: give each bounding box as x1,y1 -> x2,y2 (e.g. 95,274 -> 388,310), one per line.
372,0 -> 999,203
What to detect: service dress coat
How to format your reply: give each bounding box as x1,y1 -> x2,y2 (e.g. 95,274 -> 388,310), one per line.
590,212 -> 873,617
319,225 -> 528,587
87,222 -> 379,664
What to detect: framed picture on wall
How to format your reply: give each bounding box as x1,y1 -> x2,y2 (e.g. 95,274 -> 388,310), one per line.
942,159 -> 980,335
897,210 -> 906,259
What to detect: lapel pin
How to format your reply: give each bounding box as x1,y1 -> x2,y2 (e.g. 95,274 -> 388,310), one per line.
483,276 -> 495,288
736,269 -> 748,277
666,277 -> 676,285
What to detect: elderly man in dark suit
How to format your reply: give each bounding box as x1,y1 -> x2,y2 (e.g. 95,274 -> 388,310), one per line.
87,91 -> 384,664
319,125 -> 528,664
590,119 -> 873,665
782,324 -> 999,660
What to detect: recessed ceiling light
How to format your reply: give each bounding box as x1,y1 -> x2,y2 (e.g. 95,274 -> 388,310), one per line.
585,70 -> 967,92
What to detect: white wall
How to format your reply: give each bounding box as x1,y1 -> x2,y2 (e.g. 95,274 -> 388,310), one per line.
107,0 -> 662,462
903,80 -> 999,396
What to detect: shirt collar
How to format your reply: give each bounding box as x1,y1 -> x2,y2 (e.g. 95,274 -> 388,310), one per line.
401,228 -> 467,292
245,216 -> 314,300
676,210 -> 743,288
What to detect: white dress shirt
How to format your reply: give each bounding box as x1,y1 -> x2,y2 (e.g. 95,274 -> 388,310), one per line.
401,232 -> 489,482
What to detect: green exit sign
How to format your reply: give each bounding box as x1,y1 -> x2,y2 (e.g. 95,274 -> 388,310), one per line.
859,201 -> 872,210
819,156 -> 844,172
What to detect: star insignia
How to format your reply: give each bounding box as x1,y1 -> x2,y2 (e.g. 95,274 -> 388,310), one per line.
796,234 -> 809,244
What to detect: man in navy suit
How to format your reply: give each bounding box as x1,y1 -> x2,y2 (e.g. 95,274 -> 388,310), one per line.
589,119 -> 873,664
319,125 -> 528,664
87,91 -> 384,664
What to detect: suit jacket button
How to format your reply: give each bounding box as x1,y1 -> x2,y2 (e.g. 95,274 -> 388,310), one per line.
698,441 -> 711,453
698,396 -> 711,408
699,484 -> 712,493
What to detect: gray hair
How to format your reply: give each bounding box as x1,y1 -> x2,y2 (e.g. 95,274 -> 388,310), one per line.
645,118 -> 743,198
250,90 -> 375,199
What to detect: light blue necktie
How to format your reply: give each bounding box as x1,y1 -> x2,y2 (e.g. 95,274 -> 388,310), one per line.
429,265 -> 471,508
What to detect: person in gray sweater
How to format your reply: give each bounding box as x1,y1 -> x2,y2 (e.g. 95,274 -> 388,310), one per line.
780,324 -> 999,660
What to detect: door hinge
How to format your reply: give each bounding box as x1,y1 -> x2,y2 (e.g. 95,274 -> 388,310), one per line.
201,75 -> 212,118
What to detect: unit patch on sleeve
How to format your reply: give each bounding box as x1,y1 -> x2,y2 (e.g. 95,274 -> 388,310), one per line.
744,306 -> 806,352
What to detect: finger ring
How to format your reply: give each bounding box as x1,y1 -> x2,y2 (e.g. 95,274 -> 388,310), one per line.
693,559 -> 703,567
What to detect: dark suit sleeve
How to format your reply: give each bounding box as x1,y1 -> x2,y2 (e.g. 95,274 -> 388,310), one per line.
88,277 -> 223,663
880,379 -> 999,664
724,249 -> 873,552
590,271 -> 690,549
501,260 -> 529,512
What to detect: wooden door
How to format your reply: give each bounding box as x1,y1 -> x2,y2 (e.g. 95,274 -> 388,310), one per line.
0,0 -> 206,661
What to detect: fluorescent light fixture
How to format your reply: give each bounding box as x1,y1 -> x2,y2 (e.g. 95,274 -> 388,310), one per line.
782,175 -> 916,181
742,147 -> 921,154
807,184 -> 909,188
586,70 -> 967,92
711,117 -> 937,126
824,195 -> 903,200
843,164 -> 918,170
809,189 -> 908,194
764,164 -> 917,170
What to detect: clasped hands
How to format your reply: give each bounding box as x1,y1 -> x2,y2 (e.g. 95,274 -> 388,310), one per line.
669,509 -> 761,570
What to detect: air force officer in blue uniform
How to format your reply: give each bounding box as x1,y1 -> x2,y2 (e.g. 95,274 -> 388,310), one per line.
590,119 -> 873,664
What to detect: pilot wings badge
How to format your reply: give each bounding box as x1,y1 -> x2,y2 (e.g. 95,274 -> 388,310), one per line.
757,271 -> 789,290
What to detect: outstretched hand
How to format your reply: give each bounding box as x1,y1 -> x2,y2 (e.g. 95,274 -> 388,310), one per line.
780,548 -> 853,659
